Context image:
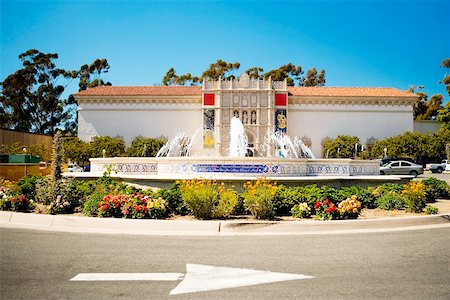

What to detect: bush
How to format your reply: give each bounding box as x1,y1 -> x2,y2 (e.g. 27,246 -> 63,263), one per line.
213,189 -> 239,218
291,202 -> 312,218
421,178 -> 449,203
273,185 -> 323,215
16,174 -> 43,201
402,181 -> 426,213
313,198 -> 339,220
97,194 -> 168,219
337,196 -> 362,219
155,182 -> 187,215
83,191 -> 107,216
178,179 -> 221,219
375,191 -> 405,210
90,136 -> 126,158
125,136 -> 166,157
0,194 -> 34,212
369,183 -> 405,198
242,178 -> 277,220
338,186 -> 375,208
425,205 -> 439,215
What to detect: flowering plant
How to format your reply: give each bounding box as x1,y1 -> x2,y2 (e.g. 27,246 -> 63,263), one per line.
402,181 -> 426,212
97,193 -> 168,219
178,178 -> 221,219
313,198 -> 338,220
48,194 -> 72,214
291,202 -> 312,218
338,195 -> 361,219
242,178 -> 278,220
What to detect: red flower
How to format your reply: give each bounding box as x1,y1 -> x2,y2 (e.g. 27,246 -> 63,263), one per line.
324,199 -> 330,206
326,205 -> 336,213
314,201 -> 321,209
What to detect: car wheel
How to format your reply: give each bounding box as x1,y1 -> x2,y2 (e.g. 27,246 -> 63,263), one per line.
380,171 -> 385,175
410,170 -> 418,177
436,167 -> 443,173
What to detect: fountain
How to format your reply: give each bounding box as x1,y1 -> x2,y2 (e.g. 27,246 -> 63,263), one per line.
85,116 -> 380,189
229,117 -> 248,157
80,75 -> 383,188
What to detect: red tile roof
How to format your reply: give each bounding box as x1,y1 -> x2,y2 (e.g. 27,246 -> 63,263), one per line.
74,86 -> 202,96
288,86 -> 415,97
74,85 -> 415,98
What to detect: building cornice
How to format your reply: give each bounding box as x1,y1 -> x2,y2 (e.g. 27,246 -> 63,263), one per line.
288,95 -> 417,106
75,95 -> 202,105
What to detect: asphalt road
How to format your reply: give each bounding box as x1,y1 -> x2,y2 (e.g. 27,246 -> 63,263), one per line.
1,227 -> 449,299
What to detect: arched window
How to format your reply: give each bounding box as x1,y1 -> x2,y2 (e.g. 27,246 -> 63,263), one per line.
233,110 -> 239,118
251,110 -> 257,124
242,110 -> 249,124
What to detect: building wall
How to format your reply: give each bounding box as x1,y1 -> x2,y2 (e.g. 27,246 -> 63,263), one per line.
288,103 -> 414,157
413,120 -> 442,134
78,102 -> 202,145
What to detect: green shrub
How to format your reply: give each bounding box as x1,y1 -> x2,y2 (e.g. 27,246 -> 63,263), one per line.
425,205 -> 439,215
369,183 -> 405,199
16,174 -> 43,201
421,178 -> 449,203
83,191 -> 107,216
213,189 -> 239,218
291,202 -> 312,218
337,196 -> 362,219
313,198 -> 339,220
0,194 -> 34,212
375,191 -> 405,210
178,179 -> 220,219
273,185 -> 323,215
402,181 -> 426,213
125,136 -> 166,157
338,186 -> 375,208
242,178 -> 277,220
155,182 -> 188,215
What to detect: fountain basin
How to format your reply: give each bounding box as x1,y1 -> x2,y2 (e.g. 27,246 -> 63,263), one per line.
62,157 -> 414,190
89,157 -> 379,178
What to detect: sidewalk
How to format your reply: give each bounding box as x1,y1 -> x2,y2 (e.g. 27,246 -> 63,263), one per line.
1,211 -> 449,236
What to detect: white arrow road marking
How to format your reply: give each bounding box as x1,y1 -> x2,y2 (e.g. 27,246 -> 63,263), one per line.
169,264 -> 314,295
70,264 -> 314,295
70,273 -> 184,281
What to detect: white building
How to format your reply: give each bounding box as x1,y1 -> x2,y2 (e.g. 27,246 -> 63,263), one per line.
75,74 -> 417,158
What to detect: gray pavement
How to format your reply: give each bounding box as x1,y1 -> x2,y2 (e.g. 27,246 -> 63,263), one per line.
1,226 -> 449,299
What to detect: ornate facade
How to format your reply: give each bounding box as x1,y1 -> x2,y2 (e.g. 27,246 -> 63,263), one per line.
74,76 -> 417,158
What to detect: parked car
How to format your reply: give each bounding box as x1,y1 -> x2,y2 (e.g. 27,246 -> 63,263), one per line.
425,160 -> 448,173
380,160 -> 423,177
380,157 -> 416,166
67,163 -> 84,172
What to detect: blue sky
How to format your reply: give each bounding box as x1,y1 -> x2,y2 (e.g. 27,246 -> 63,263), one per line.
1,0 -> 449,101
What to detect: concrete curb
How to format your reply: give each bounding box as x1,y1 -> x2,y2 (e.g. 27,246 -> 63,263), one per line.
0,211 -> 449,236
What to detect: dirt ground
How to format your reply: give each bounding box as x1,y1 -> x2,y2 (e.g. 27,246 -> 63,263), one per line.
358,199 -> 450,219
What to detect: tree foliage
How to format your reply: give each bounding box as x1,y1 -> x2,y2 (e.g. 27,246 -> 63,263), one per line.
410,86 -> 444,120
301,67 -> 326,87
440,58 -> 450,96
162,68 -> 200,86
89,136 -> 126,158
322,135 -> 360,158
125,136 -> 166,157
201,59 -> 241,81
1,49 -> 112,135
78,58 -> 111,91
163,60 -> 326,87
62,137 -> 92,166
370,130 -> 450,163
0,49 -> 77,135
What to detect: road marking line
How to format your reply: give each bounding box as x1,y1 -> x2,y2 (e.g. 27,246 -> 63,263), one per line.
169,264 -> 314,295
70,273 -> 184,281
